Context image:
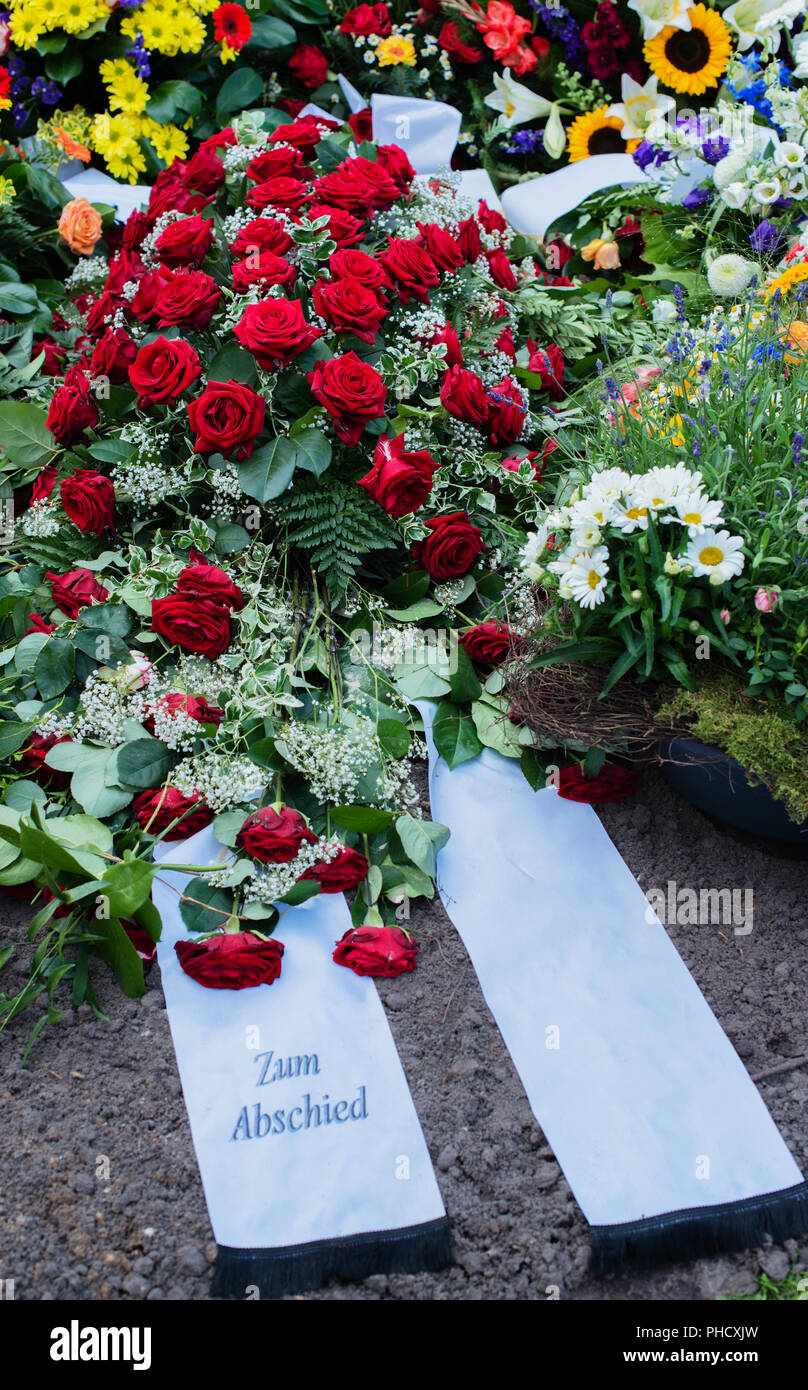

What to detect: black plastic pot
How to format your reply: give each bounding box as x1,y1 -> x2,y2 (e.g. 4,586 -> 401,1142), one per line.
660,736 -> 808,846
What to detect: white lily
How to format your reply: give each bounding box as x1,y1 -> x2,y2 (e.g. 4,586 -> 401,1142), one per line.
607,74 -> 676,142
794,32 -> 808,80
484,71 -> 551,129
627,0 -> 693,40
543,104 -> 567,160
723,0 -> 805,53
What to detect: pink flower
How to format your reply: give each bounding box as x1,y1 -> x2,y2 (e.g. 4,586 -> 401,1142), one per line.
754,587 -> 779,613
719,609 -> 731,626
635,365 -> 662,391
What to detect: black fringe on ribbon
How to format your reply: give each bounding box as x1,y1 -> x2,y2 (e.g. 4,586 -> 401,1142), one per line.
211,1215 -> 453,1299
590,1181 -> 808,1274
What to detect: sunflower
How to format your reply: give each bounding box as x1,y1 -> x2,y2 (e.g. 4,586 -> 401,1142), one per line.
644,4 -> 732,97
566,106 -> 633,163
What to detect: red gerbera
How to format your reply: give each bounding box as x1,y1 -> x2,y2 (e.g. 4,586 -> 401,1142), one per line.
213,3 -> 252,50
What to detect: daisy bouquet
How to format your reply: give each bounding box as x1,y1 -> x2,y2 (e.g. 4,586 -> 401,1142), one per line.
0,114 -> 594,1034
523,287 -> 808,712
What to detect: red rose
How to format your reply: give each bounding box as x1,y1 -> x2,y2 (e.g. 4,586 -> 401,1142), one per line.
312,276 -> 387,344
199,126 -> 237,151
486,247 -> 517,290
18,732 -> 71,788
308,202 -> 366,248
129,336 -> 202,406
88,327 -> 137,384
314,155 -> 400,212
26,613 -> 58,635
415,222 -> 464,272
105,249 -> 146,297
35,338 -> 68,376
132,266 -> 220,332
412,511 -> 485,581
154,214 -> 214,267
438,19 -> 484,61
376,144 -> 416,193
176,562 -> 245,611
246,175 -> 311,213
300,846 -> 369,893
460,620 -> 517,666
557,763 -> 639,804
236,805 -> 317,863
185,146 -> 227,195
46,367 -> 98,445
457,215 -> 482,262
487,376 -> 526,446
340,3 -> 391,35
187,379 -> 265,461
527,341 -> 564,400
175,932 -> 284,990
440,364 -> 489,427
232,252 -> 296,293
495,323 -> 516,358
478,200 -> 508,235
288,43 -> 329,89
151,594 -> 233,659
122,209 -> 152,252
378,237 -> 439,305
422,321 -> 462,367
246,146 -> 305,182
269,116 -> 340,154
347,108 -> 373,141
85,291 -> 124,340
329,247 -> 388,296
357,433 -> 438,518
32,466 -> 57,503
47,567 -> 108,619
307,352 -> 387,446
60,471 -> 117,535
124,923 -> 157,964
234,298 -> 321,368
502,449 -> 541,480
274,97 -> 307,119
230,217 -> 293,259
133,786 -> 214,838
333,925 -> 418,978
145,691 -> 223,735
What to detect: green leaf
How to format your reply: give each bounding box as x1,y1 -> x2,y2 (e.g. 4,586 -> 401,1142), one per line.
146,79 -> 203,124
448,643 -> 482,703
208,341 -> 257,387
288,426 -> 332,477
520,748 -> 545,791
101,857 -> 157,918
238,436 -> 298,502
115,738 -> 178,790
377,719 -> 411,758
78,603 -> 133,637
214,523 -> 251,556
71,752 -> 133,817
93,916 -> 145,998
44,51 -> 83,85
3,780 -> 47,814
179,877 -> 235,933
216,67 -> 264,116
88,439 -> 137,464
470,699 -> 528,759
582,746 -> 607,777
0,282 -> 39,315
0,719 -> 37,758
385,598 -> 444,622
278,880 -> 320,906
269,0 -> 330,22
394,814 -> 449,878
315,137 -> 352,172
212,809 -> 248,848
432,701 -> 483,768
394,664 -> 451,700
0,402 -> 54,466
246,14 -> 297,48
33,638 -> 75,699
330,805 -> 395,833
14,631 -> 50,673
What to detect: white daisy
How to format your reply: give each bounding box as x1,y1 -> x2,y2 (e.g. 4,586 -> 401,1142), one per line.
685,529 -> 745,583
612,494 -> 650,533
566,548 -> 610,610
674,490 -> 725,535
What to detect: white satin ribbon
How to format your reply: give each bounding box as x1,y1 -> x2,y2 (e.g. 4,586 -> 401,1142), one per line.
501,153 -> 647,239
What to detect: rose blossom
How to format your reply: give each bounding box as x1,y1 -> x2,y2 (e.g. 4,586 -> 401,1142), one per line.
175,932 -> 284,990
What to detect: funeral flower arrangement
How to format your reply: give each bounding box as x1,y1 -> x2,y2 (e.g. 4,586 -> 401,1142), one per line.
0,111 -> 602,1031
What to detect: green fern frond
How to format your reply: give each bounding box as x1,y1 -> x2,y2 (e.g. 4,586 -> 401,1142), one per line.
284,477 -> 401,598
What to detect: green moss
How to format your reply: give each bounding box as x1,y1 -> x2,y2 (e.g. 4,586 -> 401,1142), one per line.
656,679 -> 808,824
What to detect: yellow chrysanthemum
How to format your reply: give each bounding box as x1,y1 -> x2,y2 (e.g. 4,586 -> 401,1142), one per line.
31,0 -> 62,30
104,147 -> 148,183
99,58 -> 133,86
143,118 -> 189,164
194,0 -> 219,12
106,70 -> 150,115
566,106 -> 631,163
375,35 -> 417,67
54,0 -> 107,35
644,4 -> 732,97
765,262 -> 808,298
175,12 -> 206,51
139,16 -> 180,54
9,10 -> 44,49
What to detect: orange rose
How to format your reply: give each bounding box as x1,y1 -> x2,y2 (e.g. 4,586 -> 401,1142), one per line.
58,197 -> 103,256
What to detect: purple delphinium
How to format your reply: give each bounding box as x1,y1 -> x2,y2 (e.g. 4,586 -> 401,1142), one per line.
793,433 -> 804,467
126,33 -> 151,79
749,220 -> 783,254
31,76 -> 62,106
12,102 -> 26,130
673,282 -> 687,322
531,1 -> 585,69
682,186 -> 713,210
505,127 -> 543,155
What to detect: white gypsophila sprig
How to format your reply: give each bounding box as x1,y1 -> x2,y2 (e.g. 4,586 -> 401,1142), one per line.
21,499 -> 60,537
172,752 -> 264,813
